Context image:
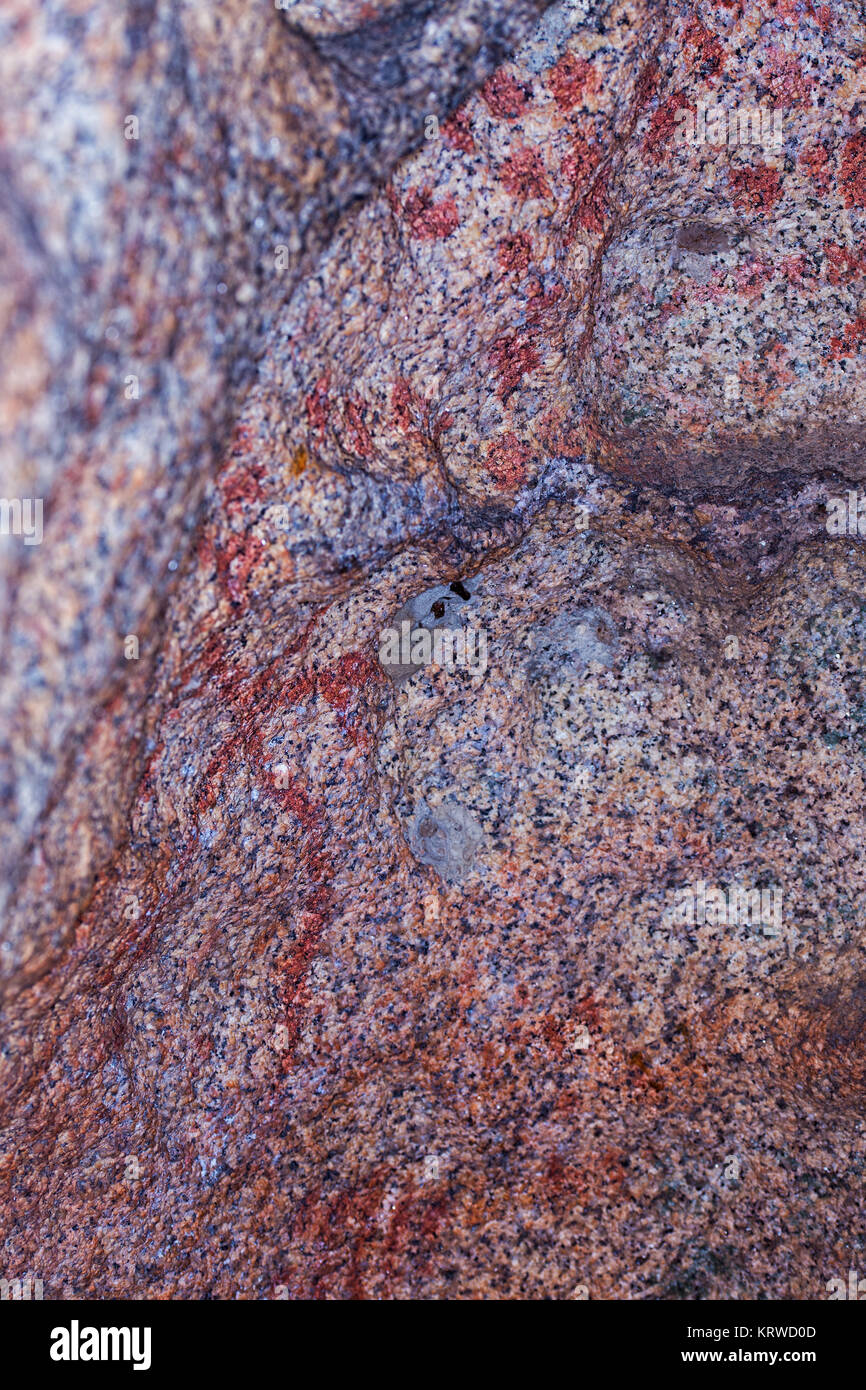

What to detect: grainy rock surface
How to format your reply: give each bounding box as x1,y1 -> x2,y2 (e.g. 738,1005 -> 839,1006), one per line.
2,0 -> 866,1300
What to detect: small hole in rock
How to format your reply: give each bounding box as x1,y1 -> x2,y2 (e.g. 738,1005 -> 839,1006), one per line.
450,581 -> 471,600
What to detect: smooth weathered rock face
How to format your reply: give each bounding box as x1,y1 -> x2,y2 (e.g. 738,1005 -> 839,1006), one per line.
2,0 -> 866,1300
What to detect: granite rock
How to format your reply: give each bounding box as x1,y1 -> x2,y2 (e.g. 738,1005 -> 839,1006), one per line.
2,0 -> 866,1301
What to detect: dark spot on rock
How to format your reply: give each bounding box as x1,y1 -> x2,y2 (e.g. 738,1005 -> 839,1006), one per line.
648,648 -> 673,669
676,221 -> 736,255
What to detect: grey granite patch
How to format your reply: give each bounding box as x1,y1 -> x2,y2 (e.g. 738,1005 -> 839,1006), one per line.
407,796 -> 485,883
527,604 -> 618,676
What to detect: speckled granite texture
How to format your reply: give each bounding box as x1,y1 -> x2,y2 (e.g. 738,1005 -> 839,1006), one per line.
2,0 -> 866,1300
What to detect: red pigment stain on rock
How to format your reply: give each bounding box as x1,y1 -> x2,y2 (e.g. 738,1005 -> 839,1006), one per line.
634,59 -> 659,110
276,895 -> 332,1062
546,52 -> 593,111
272,772 -> 337,1061
525,277 -> 565,325
403,185 -> 459,240
217,420 -> 267,513
480,68 -> 532,120
735,256 -> 775,296
499,147 -> 551,201
656,283 -> 689,323
683,16 -> 725,78
216,531 -> 265,607
288,1178 -> 387,1298
692,273 -> 729,306
287,1173 -> 448,1299
219,460 -> 266,512
267,755 -> 335,1064
536,407 -> 583,458
429,409 -> 453,443
182,628 -> 320,837
577,175 -> 608,234
227,417 -> 257,458
799,140 -> 832,194
486,433 -> 530,488
318,650 -> 384,748
562,133 -> 600,190
829,312 -> 866,359
576,991 -> 601,1030
497,232 -> 532,276
824,241 -> 864,285
390,376 -> 423,432
305,373 -> 331,442
537,1015 -> 563,1059
192,658 -> 316,829
490,332 -> 539,399
780,251 -> 808,284
765,45 -> 813,105
643,93 -> 695,161
441,106 -> 474,154
728,164 -> 783,212
273,773 -> 320,832
341,397 -> 374,458
284,670 -> 316,710
764,340 -> 796,384
318,651 -> 382,711
545,1146 -> 627,1198
741,342 -> 795,402
391,377 -> 445,440
840,132 -> 866,209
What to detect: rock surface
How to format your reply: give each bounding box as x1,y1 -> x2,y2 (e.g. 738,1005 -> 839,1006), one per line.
2,0 -> 866,1299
